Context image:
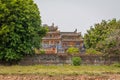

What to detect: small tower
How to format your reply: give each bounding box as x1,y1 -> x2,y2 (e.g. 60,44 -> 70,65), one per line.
74,29 -> 77,33
52,23 -> 54,27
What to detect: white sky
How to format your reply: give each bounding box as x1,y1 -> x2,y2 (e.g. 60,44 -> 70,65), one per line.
34,0 -> 120,36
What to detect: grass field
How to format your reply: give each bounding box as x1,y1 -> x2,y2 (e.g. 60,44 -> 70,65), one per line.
0,65 -> 120,76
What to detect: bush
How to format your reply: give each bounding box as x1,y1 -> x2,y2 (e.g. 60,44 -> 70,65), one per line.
72,57 -> 82,66
40,49 -> 45,54
86,48 -> 102,55
67,47 -> 79,55
112,62 -> 120,67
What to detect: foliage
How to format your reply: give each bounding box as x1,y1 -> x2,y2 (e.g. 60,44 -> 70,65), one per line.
66,47 -> 79,55
39,49 -> 45,54
103,30 -> 120,55
0,0 -> 47,63
86,48 -> 102,55
112,62 -> 120,67
84,19 -> 120,55
72,57 -> 82,66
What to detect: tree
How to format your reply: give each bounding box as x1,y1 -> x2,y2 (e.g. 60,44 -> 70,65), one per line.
97,29 -> 120,55
0,0 -> 47,63
84,19 -> 120,55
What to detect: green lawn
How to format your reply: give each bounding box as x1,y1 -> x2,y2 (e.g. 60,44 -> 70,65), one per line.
0,65 -> 120,75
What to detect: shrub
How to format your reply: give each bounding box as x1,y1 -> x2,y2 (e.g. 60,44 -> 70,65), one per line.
72,57 -> 82,66
112,62 -> 120,67
40,49 -> 45,54
86,48 -> 102,55
67,47 -> 79,55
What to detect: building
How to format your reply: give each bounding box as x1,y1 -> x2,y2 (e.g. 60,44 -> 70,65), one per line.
42,23 -> 83,54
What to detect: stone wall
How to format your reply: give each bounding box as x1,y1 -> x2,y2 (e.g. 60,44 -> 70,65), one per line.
79,55 -> 120,65
19,54 -> 120,65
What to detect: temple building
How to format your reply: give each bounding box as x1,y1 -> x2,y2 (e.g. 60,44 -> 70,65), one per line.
41,23 -> 83,54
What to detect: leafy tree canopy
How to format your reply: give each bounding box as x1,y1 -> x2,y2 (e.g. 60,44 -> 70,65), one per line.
97,29 -> 120,55
0,0 -> 47,63
84,19 -> 120,55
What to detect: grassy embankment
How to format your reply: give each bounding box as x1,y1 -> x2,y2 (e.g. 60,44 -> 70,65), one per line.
0,65 -> 120,76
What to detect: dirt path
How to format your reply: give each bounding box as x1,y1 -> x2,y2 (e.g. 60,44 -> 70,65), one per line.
0,74 -> 120,80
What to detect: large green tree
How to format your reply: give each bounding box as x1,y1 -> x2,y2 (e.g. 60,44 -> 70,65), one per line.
84,19 -> 120,55
0,0 -> 46,63
97,29 -> 120,55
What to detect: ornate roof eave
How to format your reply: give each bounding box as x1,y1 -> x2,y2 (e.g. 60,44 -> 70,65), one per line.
62,39 -> 83,42
42,37 -> 61,40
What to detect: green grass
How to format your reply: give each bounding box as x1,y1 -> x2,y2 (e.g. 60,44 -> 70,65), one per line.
0,65 -> 120,75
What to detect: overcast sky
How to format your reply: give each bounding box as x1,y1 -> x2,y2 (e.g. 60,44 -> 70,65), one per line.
34,0 -> 120,36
